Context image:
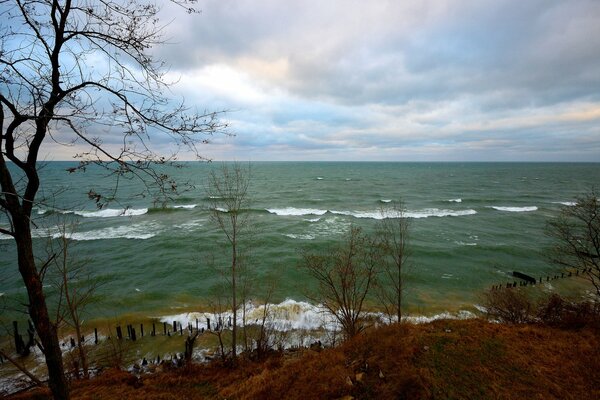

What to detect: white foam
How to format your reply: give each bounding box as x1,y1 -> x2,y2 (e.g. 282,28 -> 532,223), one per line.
173,204 -> 197,209
316,177 -> 324,180
455,241 -> 477,246
74,208 -> 148,218
284,233 -> 315,240
490,206 -> 537,212
159,299 -> 337,333
266,207 -> 328,216
448,198 -> 462,203
380,199 -> 392,203
160,299 -> 478,334
46,222 -> 160,241
0,232 -> 12,240
553,201 -> 577,206
215,207 -> 229,213
304,218 -> 321,222
332,208 -> 477,219
173,219 -> 205,230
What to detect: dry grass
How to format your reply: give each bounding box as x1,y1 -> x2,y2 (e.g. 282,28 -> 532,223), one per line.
8,319 -> 600,400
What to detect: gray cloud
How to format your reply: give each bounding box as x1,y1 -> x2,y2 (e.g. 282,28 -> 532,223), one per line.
38,0 -> 600,161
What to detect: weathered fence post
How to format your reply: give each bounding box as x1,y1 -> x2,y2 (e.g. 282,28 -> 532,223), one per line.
131,327 -> 137,341
152,323 -> 156,337
116,326 -> 123,340
163,322 -> 167,336
13,321 -> 23,354
140,324 -> 144,337
207,318 -> 211,331
94,328 -> 98,344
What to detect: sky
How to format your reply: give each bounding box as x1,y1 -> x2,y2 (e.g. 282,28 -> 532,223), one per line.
41,0 -> 600,161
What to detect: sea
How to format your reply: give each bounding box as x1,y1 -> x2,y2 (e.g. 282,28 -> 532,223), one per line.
1,162 -> 599,328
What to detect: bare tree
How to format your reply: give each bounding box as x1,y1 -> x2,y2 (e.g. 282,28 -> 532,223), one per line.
547,190 -> 600,298
206,163 -> 251,362
48,223 -> 100,379
375,204 -> 411,323
301,227 -> 380,339
0,1 -> 226,398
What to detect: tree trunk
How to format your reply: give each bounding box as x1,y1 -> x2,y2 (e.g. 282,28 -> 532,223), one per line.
15,220 -> 70,399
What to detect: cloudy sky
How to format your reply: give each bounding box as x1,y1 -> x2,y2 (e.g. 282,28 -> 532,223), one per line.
58,1 -> 600,161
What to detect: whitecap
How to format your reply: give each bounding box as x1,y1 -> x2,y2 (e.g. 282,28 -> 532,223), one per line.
448,198 -> 462,203
284,233 -> 315,240
380,199 -> 392,203
455,241 -> 477,246
304,218 -> 321,222
266,207 -> 328,216
490,206 -> 537,212
215,207 -> 229,213
316,177 -> 323,180
332,208 -> 477,219
552,201 -> 577,207
173,204 -> 197,209
174,220 -> 204,230
49,222 -> 160,241
135,288 -> 141,292
74,208 -> 148,218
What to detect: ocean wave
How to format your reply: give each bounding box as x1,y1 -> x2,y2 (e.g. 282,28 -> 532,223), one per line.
266,207 -> 328,216
490,206 -> 538,212
284,233 -> 316,240
448,198 -> 462,203
159,299 -> 478,334
74,208 -> 148,218
552,201 -> 577,206
380,199 -> 392,203
172,204 -> 197,209
332,208 -> 477,219
56,223 -> 159,240
304,218 -> 321,222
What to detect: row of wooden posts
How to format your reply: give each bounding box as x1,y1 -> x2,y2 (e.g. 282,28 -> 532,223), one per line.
490,267 -> 593,291
7,316 -> 234,357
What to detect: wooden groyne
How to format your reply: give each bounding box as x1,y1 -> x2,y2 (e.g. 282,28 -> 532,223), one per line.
490,267 -> 593,290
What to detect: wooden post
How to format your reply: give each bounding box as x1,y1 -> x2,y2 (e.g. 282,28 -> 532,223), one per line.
140,324 -> 144,337
13,321 -> 22,354
207,318 -> 210,331
196,318 -> 199,331
180,324 -> 183,336
94,328 -> 98,344
163,322 -> 167,336
70,337 -> 76,348
152,323 -> 156,337
116,326 -> 123,340
131,327 -> 137,341
173,321 -> 177,332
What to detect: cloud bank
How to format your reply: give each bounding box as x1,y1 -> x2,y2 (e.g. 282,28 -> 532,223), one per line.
47,0 -> 600,161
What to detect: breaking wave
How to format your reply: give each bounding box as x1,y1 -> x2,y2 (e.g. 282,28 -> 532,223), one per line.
159,299 -> 478,334
266,208 -> 328,216
490,206 -> 538,212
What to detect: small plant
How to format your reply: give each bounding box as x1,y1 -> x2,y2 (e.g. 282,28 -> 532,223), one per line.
482,288 -> 533,323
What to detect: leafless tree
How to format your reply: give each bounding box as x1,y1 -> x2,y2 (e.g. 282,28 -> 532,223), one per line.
206,163 -> 251,362
48,222 -> 100,379
0,1 -> 227,398
374,204 -> 411,323
301,227 -> 380,339
547,190 -> 600,299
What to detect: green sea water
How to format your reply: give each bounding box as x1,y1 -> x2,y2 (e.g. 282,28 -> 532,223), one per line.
1,162 -> 599,322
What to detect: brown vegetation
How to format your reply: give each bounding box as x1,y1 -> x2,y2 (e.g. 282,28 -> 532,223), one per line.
9,317 -> 600,400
